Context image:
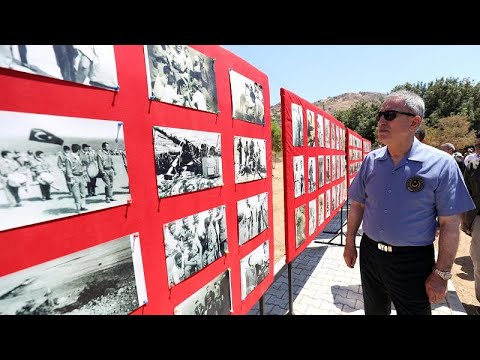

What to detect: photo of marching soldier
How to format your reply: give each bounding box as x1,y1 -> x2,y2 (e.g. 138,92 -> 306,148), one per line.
237,192 -> 268,245
309,199 -> 317,236
174,269 -> 231,315
292,103 -> 303,147
308,157 -> 316,193
318,193 -> 324,226
240,241 -> 270,300
0,110 -> 131,232
153,126 -> 223,198
145,45 -> 218,113
293,155 -> 305,198
295,204 -> 306,248
0,45 -> 118,90
317,114 -> 324,147
229,69 -> 265,125
163,205 -> 228,288
234,136 -> 267,184
0,233 -> 147,315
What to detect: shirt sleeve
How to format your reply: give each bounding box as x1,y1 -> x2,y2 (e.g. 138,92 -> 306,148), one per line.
348,156 -> 369,204
436,157 -> 475,216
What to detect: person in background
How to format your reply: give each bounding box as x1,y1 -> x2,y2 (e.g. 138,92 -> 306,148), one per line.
465,134 -> 480,167
414,125 -> 426,142
344,90 -> 474,315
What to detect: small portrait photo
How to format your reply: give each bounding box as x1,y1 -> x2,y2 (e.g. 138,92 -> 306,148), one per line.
325,189 -> 331,219
295,204 -> 306,248
0,45 -> 119,90
237,192 -> 268,245
145,45 -> 218,113
331,122 -> 336,150
234,136 -> 267,184
163,205 -> 228,288
317,114 -> 324,147
0,110 -> 131,232
308,199 -> 316,236
174,269 -> 231,315
0,233 -> 147,315
229,69 -> 264,125
318,156 -> 324,188
307,110 -> 315,147
332,156 -> 336,181
308,157 -> 316,193
153,126 -> 223,198
240,240 -> 270,300
326,156 -> 331,184
324,118 -> 330,149
292,103 -> 304,147
293,155 -> 305,198
318,193 -> 324,226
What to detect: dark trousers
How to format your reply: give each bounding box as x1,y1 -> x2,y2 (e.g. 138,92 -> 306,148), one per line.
87,176 -> 97,196
39,184 -> 51,200
360,234 -> 435,315
6,184 -> 21,204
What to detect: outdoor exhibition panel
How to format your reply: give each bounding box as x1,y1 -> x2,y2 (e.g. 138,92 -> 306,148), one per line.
0,45 -> 273,315
281,88 -> 347,264
346,128 -> 363,186
362,138 -> 371,160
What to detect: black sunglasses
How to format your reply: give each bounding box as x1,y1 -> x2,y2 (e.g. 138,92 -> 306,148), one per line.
376,110 -> 417,121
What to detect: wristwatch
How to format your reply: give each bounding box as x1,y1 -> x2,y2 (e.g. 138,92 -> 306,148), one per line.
432,267 -> 452,280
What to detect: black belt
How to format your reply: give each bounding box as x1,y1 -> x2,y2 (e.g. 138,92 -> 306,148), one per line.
363,233 -> 433,253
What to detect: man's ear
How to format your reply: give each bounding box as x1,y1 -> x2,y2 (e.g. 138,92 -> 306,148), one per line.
412,116 -> 422,130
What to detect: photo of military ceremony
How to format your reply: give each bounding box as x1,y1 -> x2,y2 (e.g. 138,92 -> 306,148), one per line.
145,45 -> 218,113
153,126 -> 223,198
0,110 -> 130,231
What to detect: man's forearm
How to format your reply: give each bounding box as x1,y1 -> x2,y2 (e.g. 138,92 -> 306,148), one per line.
436,215 -> 461,271
346,201 -> 364,247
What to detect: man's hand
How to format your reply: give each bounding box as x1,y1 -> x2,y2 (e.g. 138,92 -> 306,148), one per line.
425,272 -> 448,304
343,244 -> 357,268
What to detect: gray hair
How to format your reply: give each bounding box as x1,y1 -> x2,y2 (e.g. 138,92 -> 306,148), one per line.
385,90 -> 425,119
441,143 -> 455,152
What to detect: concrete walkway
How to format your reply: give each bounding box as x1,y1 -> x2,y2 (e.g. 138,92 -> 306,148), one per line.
249,207 -> 467,315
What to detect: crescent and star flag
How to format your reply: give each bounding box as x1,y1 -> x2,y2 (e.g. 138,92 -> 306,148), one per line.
29,128 -> 64,146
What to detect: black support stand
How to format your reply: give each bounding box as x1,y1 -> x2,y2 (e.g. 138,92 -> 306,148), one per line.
287,262 -> 294,315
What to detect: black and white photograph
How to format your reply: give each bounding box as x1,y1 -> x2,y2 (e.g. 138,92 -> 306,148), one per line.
237,192 -> 268,245
163,205 -> 228,288
0,45 -> 118,90
174,269 -> 231,315
318,155 -> 324,188
317,114 -> 324,147
240,240 -> 270,300
293,155 -> 305,198
292,103 -> 303,147
308,199 -> 316,236
325,189 -> 331,219
307,110 -> 315,147
324,118 -> 330,149
295,204 -> 306,248
331,122 -> 336,150
234,136 -> 267,184
308,157 -> 316,193
318,193 -> 324,226
153,126 -> 223,198
326,156 -> 331,184
0,233 -> 147,315
0,110 -> 131,232
332,155 -> 337,181
145,45 -> 218,113
229,69 -> 265,125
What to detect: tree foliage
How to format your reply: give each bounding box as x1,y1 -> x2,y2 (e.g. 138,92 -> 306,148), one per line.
271,119 -> 282,155
334,100 -> 382,144
424,115 -> 476,151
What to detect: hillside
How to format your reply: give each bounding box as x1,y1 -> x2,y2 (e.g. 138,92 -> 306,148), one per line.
271,91 -> 385,122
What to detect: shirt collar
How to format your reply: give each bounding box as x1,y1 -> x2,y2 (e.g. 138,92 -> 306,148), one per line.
375,137 -> 426,162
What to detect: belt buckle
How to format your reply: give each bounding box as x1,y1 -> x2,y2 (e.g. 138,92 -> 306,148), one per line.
378,243 -> 392,253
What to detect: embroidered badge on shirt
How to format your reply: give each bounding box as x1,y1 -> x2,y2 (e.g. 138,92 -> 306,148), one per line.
406,176 -> 424,192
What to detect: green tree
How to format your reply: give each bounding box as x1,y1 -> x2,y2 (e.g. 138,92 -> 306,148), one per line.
334,100 -> 382,143
271,118 -> 282,155
424,115 -> 476,151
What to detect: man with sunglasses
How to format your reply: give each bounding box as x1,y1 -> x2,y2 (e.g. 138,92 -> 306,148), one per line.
344,90 -> 474,315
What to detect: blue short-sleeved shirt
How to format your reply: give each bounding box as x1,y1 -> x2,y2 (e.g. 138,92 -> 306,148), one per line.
349,138 -> 475,246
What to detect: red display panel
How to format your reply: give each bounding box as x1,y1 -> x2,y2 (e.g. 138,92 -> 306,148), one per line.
362,138 -> 371,159
0,45 -> 273,315
346,129 -> 363,186
281,88 -> 347,264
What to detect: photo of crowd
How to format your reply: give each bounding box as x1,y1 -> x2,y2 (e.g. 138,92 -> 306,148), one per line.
0,45 -> 118,90
292,103 -> 303,147
145,45 -> 218,113
234,136 -> 267,184
230,69 -> 265,125
237,192 -> 268,245
0,110 -> 131,232
153,126 -> 223,198
163,205 -> 228,288
240,241 -> 269,300
174,270 -> 231,315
